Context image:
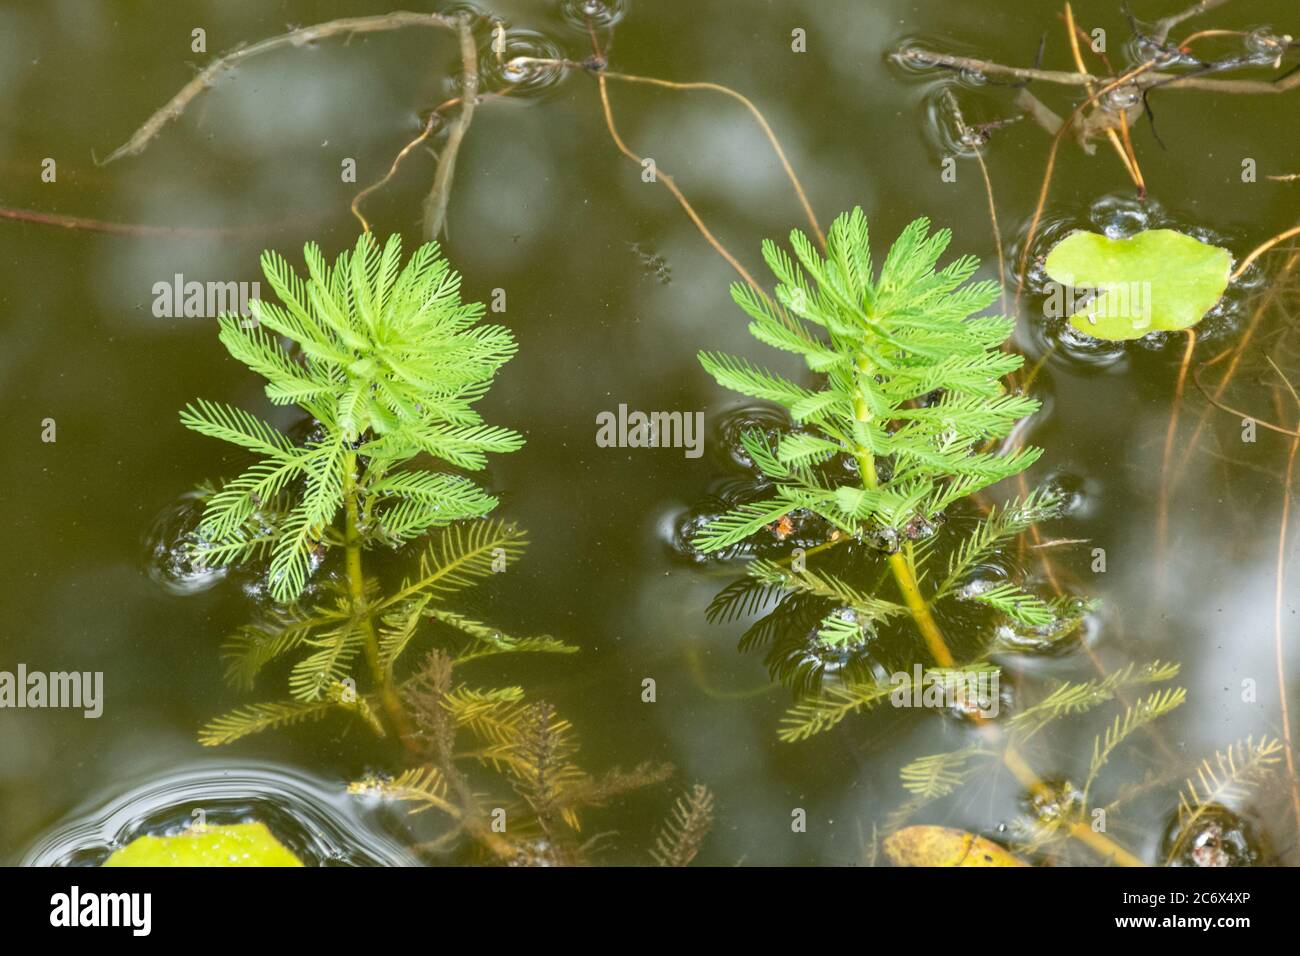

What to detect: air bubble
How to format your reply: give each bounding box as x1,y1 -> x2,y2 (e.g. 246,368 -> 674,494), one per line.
1042,470 -> 1097,519
558,0 -> 628,31
1088,194 -> 1157,238
1246,28 -> 1292,64
1162,803 -> 1266,867
663,501 -> 738,564
144,491 -> 226,595
1102,84 -> 1141,111
1025,779 -> 1082,824
711,403 -> 792,474
474,29 -> 568,99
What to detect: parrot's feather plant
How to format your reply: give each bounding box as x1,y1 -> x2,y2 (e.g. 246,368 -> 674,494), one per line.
696,208 -> 1082,725
181,233 -> 571,747
181,233 -> 523,603
177,234 -> 713,864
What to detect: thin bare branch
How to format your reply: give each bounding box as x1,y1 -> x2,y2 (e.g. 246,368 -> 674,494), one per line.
99,12 -> 461,165
423,18 -> 479,239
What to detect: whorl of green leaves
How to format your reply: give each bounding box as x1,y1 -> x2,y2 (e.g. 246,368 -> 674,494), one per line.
694,208 -> 1040,552
180,233 -> 523,602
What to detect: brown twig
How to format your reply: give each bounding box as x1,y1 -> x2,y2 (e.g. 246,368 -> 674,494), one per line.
599,70 -> 825,250
0,204 -> 302,237
1154,0 -> 1236,45
893,47 -> 1300,95
1063,3 -> 1145,192
1176,251 -> 1300,481
423,17 -> 479,239
99,12 -> 462,165
1015,62 -> 1157,309
1232,223 -> 1300,281
351,97 -> 460,233
942,90 -> 1006,313
1192,363 -> 1300,437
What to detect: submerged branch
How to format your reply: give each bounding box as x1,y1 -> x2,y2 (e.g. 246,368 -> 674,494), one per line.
0,204 -> 302,238
352,97 -> 461,233
99,11 -> 463,166
893,47 -> 1300,95
1154,0 -> 1236,45
423,17 -> 479,240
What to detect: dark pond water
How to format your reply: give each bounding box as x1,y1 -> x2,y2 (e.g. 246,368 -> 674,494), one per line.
4,0 -> 1300,866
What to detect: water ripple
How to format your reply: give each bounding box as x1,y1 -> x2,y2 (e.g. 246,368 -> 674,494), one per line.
20,760 -> 418,867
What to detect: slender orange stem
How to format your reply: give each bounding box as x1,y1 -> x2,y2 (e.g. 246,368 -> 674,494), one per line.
1232,223 -> 1300,282
596,73 -> 761,291
1176,251 -> 1300,482
1063,3 -> 1144,191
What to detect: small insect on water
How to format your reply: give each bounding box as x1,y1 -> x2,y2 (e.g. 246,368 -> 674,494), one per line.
625,241 -> 671,285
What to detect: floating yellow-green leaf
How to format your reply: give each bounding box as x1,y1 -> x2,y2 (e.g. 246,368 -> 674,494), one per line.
103,822 -> 304,867
1043,228 -> 1233,341
883,825 -> 1028,867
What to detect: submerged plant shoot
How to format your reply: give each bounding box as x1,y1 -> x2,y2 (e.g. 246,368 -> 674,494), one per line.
6,0 -> 1300,937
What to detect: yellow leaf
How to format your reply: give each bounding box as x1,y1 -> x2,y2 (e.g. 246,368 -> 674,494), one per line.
883,825 -> 1028,867
103,822 -> 304,867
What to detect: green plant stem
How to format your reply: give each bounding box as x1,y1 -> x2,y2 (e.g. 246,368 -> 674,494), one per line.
852,362 -> 956,668
1001,746 -> 1143,867
888,548 -> 954,668
852,365 -> 1143,866
342,451 -> 417,751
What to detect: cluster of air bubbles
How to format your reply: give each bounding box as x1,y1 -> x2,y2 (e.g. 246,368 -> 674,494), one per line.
668,404 -> 856,563
1051,319 -> 1132,367
816,607 -> 866,644
1246,28 -> 1293,64
1130,34 -> 1195,69
1162,803 -> 1265,867
1089,193 -> 1159,238
144,491 -> 226,596
865,526 -> 900,554
557,0 -> 628,31
664,503 -> 736,564
1025,779 -> 1083,824
902,513 -> 940,541
797,632 -> 858,676
992,594 -> 1093,656
955,565 -> 1012,602
1042,469 -> 1095,519
508,837 -> 561,867
234,546 -> 334,610
711,403 -> 791,474
1101,83 -> 1142,113
946,676 -> 1008,722
472,28 -> 568,99
663,497 -> 835,564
